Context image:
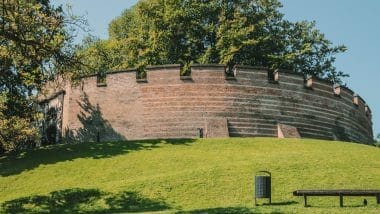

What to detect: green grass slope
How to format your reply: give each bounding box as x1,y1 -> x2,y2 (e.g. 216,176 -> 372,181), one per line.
0,138 -> 380,213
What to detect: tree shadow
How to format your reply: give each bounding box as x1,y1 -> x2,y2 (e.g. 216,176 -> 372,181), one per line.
176,207 -> 254,214
307,203 -> 368,208
64,92 -> 126,143
1,188 -> 171,213
176,201 -> 298,214
259,201 -> 298,206
0,138 -> 195,177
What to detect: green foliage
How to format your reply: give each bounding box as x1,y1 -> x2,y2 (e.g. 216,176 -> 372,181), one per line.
0,94 -> 41,152
0,138 -> 379,213
81,0 -> 347,82
271,21 -> 348,81
0,0 -> 82,153
76,36 -> 131,78
375,133 -> 380,147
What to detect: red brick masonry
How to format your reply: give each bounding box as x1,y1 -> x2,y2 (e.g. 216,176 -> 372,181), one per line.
45,64 -> 373,144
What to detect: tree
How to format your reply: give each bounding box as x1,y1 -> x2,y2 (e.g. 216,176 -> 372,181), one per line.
0,0 -> 81,152
83,0 -> 347,82
76,36 -> 131,78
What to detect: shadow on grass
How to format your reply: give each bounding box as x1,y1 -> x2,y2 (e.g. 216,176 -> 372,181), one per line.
177,201 -> 299,214
1,188 -> 171,214
307,204 -> 368,208
176,207 -> 254,214
0,138 -> 195,177
259,201 -> 298,206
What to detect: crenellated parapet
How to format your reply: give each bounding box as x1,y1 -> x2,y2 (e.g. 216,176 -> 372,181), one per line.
49,64 -> 373,144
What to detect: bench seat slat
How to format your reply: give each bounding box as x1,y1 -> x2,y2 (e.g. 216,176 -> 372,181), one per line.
293,189 -> 380,196
293,189 -> 380,207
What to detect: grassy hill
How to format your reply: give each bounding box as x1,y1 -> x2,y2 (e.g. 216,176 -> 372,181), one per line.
0,138 -> 379,213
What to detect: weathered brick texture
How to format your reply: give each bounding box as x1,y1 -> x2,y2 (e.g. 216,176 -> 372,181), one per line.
45,64 -> 373,144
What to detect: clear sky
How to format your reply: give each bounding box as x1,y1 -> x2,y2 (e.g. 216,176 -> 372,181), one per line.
52,0 -> 380,138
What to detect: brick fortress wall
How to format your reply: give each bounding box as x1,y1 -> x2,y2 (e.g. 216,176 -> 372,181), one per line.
52,64 -> 373,144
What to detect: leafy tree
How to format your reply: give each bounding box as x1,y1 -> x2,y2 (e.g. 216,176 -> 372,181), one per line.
76,36 -> 131,78
0,0 -> 81,152
83,0 -> 347,82
375,134 -> 380,147
0,94 -> 40,152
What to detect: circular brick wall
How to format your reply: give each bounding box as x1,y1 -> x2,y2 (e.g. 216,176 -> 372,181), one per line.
62,64 -> 373,144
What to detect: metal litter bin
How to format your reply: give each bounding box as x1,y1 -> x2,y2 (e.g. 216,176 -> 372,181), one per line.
255,171 -> 271,205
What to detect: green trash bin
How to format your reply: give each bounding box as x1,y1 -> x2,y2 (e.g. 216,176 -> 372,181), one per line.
254,171 -> 271,205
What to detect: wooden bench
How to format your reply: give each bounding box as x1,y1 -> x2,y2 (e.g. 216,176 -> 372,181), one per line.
293,190 -> 380,207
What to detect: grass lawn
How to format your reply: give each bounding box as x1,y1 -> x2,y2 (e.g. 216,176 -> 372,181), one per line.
0,138 -> 380,213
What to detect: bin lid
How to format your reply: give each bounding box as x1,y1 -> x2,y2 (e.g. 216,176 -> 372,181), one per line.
255,171 -> 271,176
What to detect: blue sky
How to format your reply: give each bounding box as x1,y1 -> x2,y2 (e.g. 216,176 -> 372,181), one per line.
53,0 -> 380,138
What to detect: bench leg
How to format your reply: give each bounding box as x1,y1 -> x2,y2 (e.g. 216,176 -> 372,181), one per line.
339,195 -> 343,207
304,195 -> 307,207
376,194 -> 380,204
